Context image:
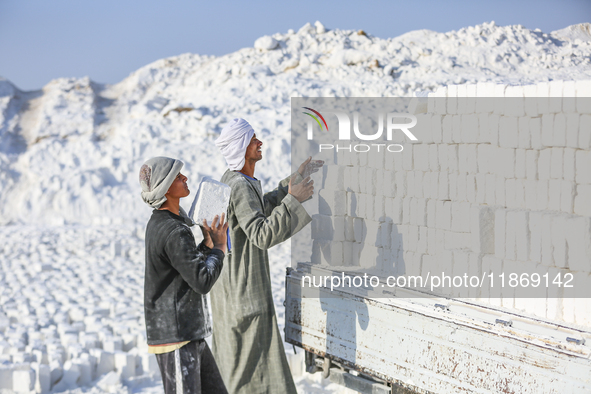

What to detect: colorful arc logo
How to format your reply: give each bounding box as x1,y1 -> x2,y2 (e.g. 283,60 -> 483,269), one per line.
302,107 -> 329,131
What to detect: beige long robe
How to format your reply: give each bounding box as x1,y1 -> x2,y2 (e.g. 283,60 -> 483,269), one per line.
211,169 -> 311,394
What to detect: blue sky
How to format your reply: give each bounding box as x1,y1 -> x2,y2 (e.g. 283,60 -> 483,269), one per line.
1,0 -> 589,91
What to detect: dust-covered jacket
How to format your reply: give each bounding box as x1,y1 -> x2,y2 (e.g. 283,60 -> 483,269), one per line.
144,208 -> 224,345
210,170 -> 311,394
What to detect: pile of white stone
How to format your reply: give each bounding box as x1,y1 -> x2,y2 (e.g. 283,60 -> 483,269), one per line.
0,225 -> 159,393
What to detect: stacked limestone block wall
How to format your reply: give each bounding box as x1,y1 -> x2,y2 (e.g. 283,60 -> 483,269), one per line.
310,80 -> 591,328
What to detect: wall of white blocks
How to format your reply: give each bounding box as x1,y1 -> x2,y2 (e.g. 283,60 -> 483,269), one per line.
310,80 -> 591,328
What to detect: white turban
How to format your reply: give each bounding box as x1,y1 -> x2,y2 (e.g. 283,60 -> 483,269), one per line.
215,118 -> 255,171
139,156 -> 184,208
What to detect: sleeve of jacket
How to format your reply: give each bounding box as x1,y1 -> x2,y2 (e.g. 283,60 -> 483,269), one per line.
233,177 -> 312,250
164,226 -> 224,295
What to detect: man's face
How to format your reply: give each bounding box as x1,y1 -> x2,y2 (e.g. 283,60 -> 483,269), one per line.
165,172 -> 190,199
244,133 -> 263,162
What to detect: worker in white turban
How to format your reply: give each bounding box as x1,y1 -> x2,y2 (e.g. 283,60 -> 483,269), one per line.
214,118 -> 255,171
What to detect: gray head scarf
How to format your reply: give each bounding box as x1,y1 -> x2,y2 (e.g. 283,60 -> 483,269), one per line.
139,157 -> 184,209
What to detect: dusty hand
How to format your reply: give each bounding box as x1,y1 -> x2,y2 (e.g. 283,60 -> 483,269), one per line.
298,156 -> 324,179
202,213 -> 229,254
288,176 -> 314,203
199,224 -> 214,249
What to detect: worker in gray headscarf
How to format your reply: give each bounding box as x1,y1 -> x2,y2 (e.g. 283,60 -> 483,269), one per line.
211,118 -> 323,393
140,156 -> 229,394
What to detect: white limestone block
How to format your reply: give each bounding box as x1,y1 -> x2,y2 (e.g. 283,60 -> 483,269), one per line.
565,216 -> 591,271
0,364 -> 15,389
475,173 -> 486,204
565,114 -> 579,148
358,193 -> 369,219
494,209 -> 506,259
476,144 -> 491,174
102,337 -> 122,353
430,114 -> 443,143
538,213 -> 554,267
323,165 -> 345,190
53,360 -> 80,391
441,116 -> 453,143
32,363 -> 50,394
114,351 -> 135,380
515,149 -> 526,179
141,353 -> 160,378
548,79 -> 564,98
541,113 -> 555,147
478,113 -> 491,143
188,177 -> 231,226
451,201 -> 471,233
311,214 -> 333,241
318,189 -> 347,216
560,180 -> 575,213
417,226 -> 428,254
537,149 -> 551,180
427,171 -> 438,200
344,166 -> 359,192
575,150 -> 591,184
13,369 -> 35,392
516,117 -> 531,149
452,115 -> 463,143
382,170 -> 396,198
536,180 -> 549,211
436,200 -> 451,231
365,168 -> 377,195
438,172 -> 449,200
75,359 -> 92,386
412,144 -> 429,171
364,220 -> 381,247
576,80 -> 591,97
92,349 -> 115,377
373,195 -> 385,221
470,205 -> 494,254
415,171 -> 425,199
402,144 -> 414,170
49,359 -> 63,386
524,180 -> 537,209
529,117 -> 542,149
551,214 -> 568,268
574,184 -> 591,216
525,150 -> 538,180
504,210 -> 518,260
353,218 -> 364,243
579,114 -> 591,149
499,116 -> 519,148
498,148 -> 516,178
465,174 -> 476,203
524,86 -> 538,115
345,216 -> 355,242
332,216 -> 346,242
347,192 -> 359,217
467,84 -> 477,106
385,197 -> 403,224
461,113 -> 479,144
553,113 -> 567,147
562,148 -> 575,182
402,196 -> 411,225
427,144 -> 438,172
548,179 -> 562,211
576,81 -> 591,113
